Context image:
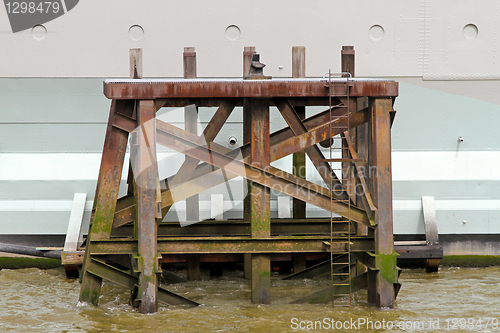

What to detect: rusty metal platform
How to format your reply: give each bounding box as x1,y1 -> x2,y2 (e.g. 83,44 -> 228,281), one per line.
78,46 -> 400,313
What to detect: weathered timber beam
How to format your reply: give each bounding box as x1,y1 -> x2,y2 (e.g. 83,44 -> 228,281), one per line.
89,237 -> 375,254
155,120 -> 370,226
86,258 -> 199,306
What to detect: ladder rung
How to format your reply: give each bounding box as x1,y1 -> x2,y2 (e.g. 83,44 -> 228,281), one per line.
332,283 -> 350,286
332,273 -> 350,276
332,263 -> 350,265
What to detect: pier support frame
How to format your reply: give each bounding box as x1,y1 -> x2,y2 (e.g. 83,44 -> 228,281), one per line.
78,46 -> 399,312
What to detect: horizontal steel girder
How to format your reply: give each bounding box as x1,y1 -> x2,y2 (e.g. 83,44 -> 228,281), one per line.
88,237 -> 375,254
112,219 -> 355,237
86,258 -> 199,306
155,120 -> 370,226
103,79 -> 398,99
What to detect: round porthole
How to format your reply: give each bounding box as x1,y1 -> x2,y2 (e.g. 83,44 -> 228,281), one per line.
129,25 -> 144,41
369,25 -> 384,41
229,136 -> 237,147
463,24 -> 478,39
225,25 -> 241,41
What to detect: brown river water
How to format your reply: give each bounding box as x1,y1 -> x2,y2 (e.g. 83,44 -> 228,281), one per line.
1,266 -> 499,332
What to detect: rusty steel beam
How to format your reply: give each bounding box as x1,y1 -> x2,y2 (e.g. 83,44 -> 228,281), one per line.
79,100 -> 130,306
111,109 -> 369,229
247,97 -> 271,304
154,120 -> 371,226
275,98 -> 349,201
103,79 -> 398,99
111,106 -> 365,228
292,47 -> 307,233
134,100 -> 159,314
344,133 -> 377,216
369,98 -> 397,309
113,112 -> 137,133
154,97 -> 346,108
89,236 -> 375,255
111,219 -> 355,237
164,99 -> 237,257
112,103 -> 342,224
271,108 -> 367,161
86,258 -> 199,306
112,119 -> 371,227
159,252 -> 330,263
270,104 -> 346,146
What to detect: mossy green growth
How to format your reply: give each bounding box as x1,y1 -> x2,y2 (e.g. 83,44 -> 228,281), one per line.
440,255 -> 500,267
375,251 -> 399,283
260,271 -> 271,278
0,257 -> 61,270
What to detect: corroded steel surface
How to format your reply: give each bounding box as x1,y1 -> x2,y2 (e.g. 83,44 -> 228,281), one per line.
104,78 -> 398,99
88,237 -> 375,254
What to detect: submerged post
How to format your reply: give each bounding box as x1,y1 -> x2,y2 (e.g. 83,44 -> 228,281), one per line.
244,50 -> 272,304
134,99 -> 159,313
368,97 -> 397,308
249,96 -> 271,304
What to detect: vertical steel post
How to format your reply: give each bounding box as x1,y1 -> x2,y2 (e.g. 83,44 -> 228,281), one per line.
135,100 -> 159,313
183,47 -> 201,281
249,98 -> 271,304
243,46 -> 256,78
127,49 -> 142,195
243,46 -> 256,280
368,97 -> 397,309
291,46 -> 307,273
79,100 -> 129,305
341,46 -> 356,202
